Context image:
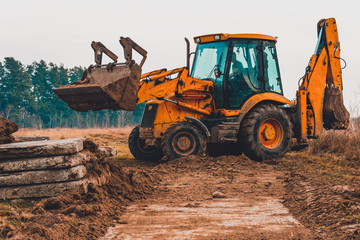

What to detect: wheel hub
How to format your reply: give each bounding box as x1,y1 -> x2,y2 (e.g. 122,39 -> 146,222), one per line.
262,126 -> 276,140
259,119 -> 284,149
172,132 -> 196,155
176,136 -> 192,151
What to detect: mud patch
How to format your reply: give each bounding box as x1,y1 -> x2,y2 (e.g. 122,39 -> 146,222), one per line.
103,197 -> 304,240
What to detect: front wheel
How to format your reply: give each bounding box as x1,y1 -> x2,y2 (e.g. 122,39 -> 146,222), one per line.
128,126 -> 163,161
161,122 -> 206,160
240,104 -> 292,161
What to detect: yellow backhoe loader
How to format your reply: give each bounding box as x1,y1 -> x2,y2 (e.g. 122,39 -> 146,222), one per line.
54,18 -> 349,161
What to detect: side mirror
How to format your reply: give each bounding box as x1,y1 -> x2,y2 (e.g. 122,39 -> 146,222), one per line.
214,66 -> 221,78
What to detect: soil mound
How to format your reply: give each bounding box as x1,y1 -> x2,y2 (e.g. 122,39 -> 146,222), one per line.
156,154 -> 258,173
3,141 -> 158,240
0,117 -> 18,144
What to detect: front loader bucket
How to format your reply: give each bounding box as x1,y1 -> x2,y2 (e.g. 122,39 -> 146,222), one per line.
323,85 -> 350,129
54,63 -> 141,112
54,37 -> 147,112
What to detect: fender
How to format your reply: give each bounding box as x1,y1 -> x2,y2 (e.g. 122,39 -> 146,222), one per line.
184,116 -> 211,137
237,92 -> 294,123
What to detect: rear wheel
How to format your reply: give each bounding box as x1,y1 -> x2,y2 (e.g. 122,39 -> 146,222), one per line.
128,126 -> 163,161
162,122 -> 206,160
240,104 -> 292,161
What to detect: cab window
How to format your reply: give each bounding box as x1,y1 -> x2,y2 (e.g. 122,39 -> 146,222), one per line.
191,41 -> 228,108
263,41 -> 282,94
228,40 -> 262,109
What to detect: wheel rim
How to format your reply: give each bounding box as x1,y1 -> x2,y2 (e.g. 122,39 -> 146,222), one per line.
259,119 -> 283,149
137,138 -> 157,153
172,132 -> 196,156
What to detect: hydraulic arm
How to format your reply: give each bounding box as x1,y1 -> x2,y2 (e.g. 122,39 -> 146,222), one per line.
296,18 -> 349,142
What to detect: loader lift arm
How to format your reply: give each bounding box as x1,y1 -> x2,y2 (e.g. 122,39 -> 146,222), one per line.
120,37 -> 148,67
91,41 -> 118,65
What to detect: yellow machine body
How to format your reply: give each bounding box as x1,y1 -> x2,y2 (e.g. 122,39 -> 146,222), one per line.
54,18 -> 349,161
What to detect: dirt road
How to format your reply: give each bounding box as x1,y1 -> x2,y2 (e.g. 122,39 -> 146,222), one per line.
102,155 -> 314,239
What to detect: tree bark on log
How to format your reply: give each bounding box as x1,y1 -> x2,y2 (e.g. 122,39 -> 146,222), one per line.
0,179 -> 92,199
0,165 -> 87,186
0,151 -> 90,173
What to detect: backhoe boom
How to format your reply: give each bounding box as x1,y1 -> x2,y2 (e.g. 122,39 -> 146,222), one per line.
296,18 -> 349,142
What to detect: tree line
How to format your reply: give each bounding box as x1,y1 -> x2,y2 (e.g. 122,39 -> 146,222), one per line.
0,57 -> 144,128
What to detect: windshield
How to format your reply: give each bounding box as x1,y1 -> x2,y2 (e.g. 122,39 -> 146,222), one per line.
191,41 -> 228,108
191,41 -> 228,80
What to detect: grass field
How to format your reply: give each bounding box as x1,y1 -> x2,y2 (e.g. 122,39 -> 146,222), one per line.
14,127 -> 134,159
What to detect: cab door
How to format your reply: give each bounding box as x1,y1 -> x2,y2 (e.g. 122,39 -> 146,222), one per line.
225,40 -> 283,110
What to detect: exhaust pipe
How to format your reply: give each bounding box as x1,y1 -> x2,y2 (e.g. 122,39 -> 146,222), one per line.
185,38 -> 190,72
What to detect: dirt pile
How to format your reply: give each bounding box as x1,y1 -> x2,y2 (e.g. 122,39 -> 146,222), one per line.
2,141 -> 158,240
156,154 -> 257,173
0,117 -> 18,144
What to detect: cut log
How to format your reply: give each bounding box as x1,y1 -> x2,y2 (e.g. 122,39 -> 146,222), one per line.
0,138 -> 84,159
16,136 -> 50,142
0,151 -> 91,173
0,179 -> 93,199
0,165 -> 87,186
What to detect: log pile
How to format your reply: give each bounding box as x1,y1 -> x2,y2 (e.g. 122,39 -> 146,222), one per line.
0,138 -> 116,199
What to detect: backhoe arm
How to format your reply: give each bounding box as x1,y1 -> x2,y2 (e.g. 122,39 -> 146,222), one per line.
296,18 -> 349,141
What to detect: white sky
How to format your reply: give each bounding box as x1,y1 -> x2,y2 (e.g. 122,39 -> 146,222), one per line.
1,0 -> 359,114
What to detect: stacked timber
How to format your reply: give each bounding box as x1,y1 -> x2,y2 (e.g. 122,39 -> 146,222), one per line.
0,138 -> 116,199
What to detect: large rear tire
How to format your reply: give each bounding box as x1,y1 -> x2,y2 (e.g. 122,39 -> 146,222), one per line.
128,126 -> 163,161
240,104 -> 292,161
162,122 -> 206,160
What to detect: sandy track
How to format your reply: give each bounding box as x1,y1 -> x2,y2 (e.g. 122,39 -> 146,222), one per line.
102,155 -> 314,239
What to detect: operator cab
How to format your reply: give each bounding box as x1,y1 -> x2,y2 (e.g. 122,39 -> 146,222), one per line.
191,33 -> 283,110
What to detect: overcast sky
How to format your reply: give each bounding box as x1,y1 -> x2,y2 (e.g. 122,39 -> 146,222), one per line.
1,0 -> 359,113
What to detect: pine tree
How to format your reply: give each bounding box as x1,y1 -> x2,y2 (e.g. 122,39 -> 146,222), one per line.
0,57 -> 34,126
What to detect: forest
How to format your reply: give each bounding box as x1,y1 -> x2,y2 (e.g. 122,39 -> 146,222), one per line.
0,57 -> 144,128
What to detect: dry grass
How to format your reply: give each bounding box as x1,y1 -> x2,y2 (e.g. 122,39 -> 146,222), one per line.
309,122 -> 360,162
14,127 -> 134,159
14,127 -> 133,140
